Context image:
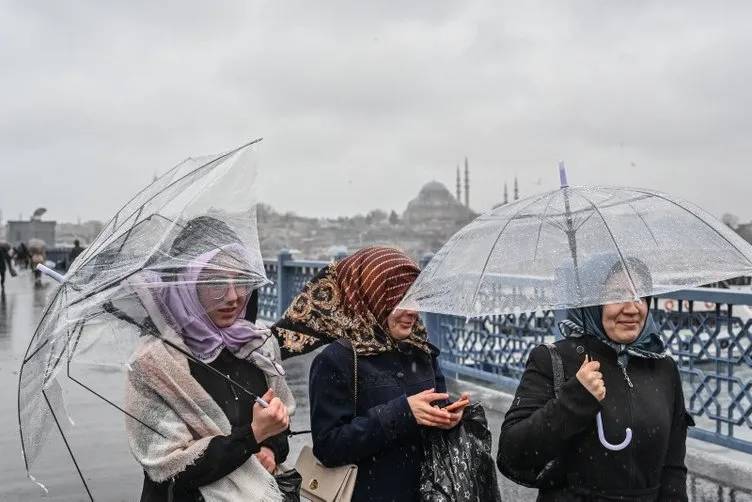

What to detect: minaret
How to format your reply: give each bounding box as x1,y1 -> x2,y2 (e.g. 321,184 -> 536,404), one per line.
456,165 -> 461,201
514,176 -> 519,201
503,182 -> 509,205
464,157 -> 470,208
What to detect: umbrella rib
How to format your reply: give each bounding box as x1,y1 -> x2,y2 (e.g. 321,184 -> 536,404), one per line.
627,202 -> 660,247
532,194 -> 558,262
65,359 -> 168,439
78,138 -> 262,269
629,189 -> 752,267
42,389 -> 94,502
573,190 -> 640,299
116,205 -> 144,254
469,192 -> 552,313
22,338 -> 50,365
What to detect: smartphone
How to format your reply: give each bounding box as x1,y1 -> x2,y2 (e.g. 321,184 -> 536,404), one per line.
444,397 -> 470,412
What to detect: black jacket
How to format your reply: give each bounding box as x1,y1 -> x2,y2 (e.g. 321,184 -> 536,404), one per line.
139,349 -> 289,502
309,341 -> 446,502
498,336 -> 691,502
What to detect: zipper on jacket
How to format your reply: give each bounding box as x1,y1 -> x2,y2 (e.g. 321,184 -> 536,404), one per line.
624,367 -> 635,488
621,366 -> 634,388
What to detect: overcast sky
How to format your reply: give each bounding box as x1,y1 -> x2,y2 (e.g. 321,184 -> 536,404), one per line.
2,1 -> 751,224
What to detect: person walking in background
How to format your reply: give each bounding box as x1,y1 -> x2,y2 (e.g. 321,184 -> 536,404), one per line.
14,242 -> 30,270
0,242 -> 16,293
69,239 -> 85,267
497,258 -> 691,501
273,246 -> 470,502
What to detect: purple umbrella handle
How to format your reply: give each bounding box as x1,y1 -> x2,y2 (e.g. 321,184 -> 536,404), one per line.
596,411 -> 632,451
558,161 -> 569,188
36,264 -> 65,283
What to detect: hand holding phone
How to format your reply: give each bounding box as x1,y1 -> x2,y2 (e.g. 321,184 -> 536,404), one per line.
444,393 -> 471,412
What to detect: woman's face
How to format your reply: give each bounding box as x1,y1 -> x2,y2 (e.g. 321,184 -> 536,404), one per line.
386,309 -> 418,340
601,298 -> 648,344
197,270 -> 249,328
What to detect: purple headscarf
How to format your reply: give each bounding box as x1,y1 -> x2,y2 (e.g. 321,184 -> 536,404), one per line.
158,244 -> 269,364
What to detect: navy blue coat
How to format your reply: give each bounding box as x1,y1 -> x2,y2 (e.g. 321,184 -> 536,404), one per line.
309,340 -> 446,502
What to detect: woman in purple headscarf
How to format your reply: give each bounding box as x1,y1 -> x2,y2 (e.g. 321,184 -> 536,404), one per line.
125,217 -> 294,502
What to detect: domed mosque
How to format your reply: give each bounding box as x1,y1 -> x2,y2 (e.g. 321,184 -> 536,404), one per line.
402,158 -> 477,227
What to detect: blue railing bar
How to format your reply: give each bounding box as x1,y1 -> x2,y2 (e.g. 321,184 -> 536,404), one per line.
687,427 -> 752,456
284,260 -> 331,268
654,287 -> 752,306
439,360 -> 521,395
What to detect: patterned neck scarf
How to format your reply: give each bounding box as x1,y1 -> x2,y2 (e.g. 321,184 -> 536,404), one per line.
559,304 -> 667,369
272,246 -> 431,356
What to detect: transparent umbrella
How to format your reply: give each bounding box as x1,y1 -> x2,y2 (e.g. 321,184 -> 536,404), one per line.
18,139 -> 273,500
401,164 -> 752,317
400,164 -> 752,451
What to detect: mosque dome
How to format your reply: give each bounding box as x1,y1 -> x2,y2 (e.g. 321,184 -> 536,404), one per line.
403,181 -> 474,226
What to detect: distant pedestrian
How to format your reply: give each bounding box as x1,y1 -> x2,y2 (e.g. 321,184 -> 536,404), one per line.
497,258 -> 692,501
28,240 -> 46,286
69,239 -> 85,267
15,243 -> 30,270
0,243 -> 16,292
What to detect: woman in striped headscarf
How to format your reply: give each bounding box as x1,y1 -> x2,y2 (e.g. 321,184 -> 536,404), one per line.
272,246 -> 470,502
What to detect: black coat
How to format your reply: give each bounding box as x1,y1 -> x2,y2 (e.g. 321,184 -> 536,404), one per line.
498,336 -> 691,502
139,349 -> 289,502
309,341 -> 446,502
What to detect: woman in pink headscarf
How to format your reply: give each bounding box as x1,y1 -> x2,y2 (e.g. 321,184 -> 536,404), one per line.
125,217 -> 293,502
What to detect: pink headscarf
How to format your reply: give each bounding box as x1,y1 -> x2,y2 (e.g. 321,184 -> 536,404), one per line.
158,244 -> 268,364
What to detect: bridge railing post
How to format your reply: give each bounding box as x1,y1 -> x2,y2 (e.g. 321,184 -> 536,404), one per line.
276,249 -> 294,318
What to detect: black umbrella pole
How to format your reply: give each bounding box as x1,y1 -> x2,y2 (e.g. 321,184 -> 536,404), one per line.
42,390 -> 94,502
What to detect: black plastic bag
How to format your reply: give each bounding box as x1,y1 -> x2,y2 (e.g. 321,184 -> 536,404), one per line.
419,402 -> 503,502
275,467 -> 302,502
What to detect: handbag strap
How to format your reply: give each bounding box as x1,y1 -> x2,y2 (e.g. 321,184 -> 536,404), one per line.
545,343 -> 564,399
352,347 -> 358,415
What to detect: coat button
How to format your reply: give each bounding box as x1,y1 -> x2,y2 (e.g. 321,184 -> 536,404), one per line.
576,345 -> 585,355
396,372 -> 405,379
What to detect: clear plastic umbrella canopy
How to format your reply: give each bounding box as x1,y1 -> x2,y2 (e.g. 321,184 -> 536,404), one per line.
400,171 -> 752,318
18,139 -> 269,498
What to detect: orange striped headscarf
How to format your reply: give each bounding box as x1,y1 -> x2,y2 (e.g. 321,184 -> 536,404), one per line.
335,246 -> 421,329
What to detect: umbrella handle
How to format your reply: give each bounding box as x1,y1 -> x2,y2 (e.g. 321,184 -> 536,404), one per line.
36,264 -> 65,283
558,161 -> 569,188
596,411 -> 632,451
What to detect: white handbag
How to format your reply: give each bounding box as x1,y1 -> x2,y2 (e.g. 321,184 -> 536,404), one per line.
295,445 -> 357,502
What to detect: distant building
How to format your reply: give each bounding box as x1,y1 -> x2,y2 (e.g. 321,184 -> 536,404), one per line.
402,181 -> 476,227
7,220 -> 56,245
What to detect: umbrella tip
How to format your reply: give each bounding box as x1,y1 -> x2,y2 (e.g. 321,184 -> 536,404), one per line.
558,161 -> 568,188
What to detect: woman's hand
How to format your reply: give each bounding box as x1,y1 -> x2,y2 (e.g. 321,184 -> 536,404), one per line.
576,355 -> 606,401
436,392 -> 470,430
251,389 -> 289,443
407,388 -> 452,427
255,446 -> 276,473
